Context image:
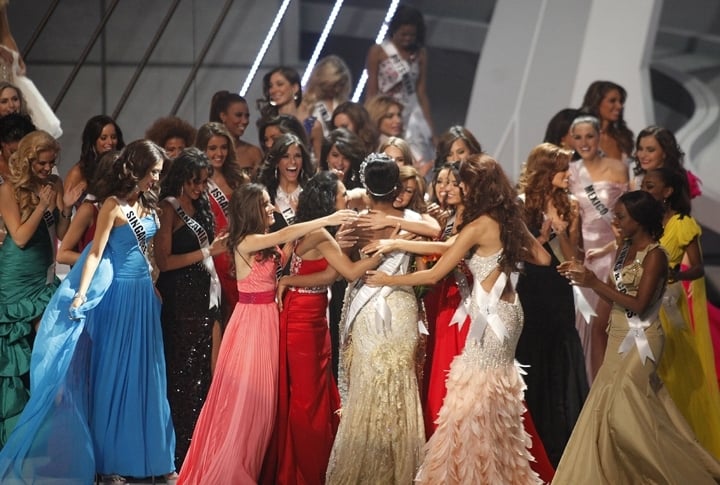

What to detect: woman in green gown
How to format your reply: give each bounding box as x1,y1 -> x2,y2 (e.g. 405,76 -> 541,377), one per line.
0,130 -> 70,445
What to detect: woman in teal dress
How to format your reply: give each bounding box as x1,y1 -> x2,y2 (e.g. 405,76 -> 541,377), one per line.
0,140 -> 176,484
0,130 -> 69,446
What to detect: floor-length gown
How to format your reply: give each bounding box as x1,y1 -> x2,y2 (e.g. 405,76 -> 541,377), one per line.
0,212 -> 175,483
517,236 -> 589,466
156,224 -> 219,470
553,243 -> 720,484
569,162 -> 627,383
657,213 -> 720,458
271,252 -> 340,485
416,251 -> 542,485
0,212 -> 58,446
326,248 -> 424,484
179,254 -> 282,485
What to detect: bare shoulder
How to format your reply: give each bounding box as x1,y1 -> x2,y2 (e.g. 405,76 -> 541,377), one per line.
368,43 -> 386,62
604,156 -> 629,182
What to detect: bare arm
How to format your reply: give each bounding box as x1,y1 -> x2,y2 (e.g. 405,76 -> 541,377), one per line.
415,48 -> 435,137
0,181 -> 56,248
363,235 -> 455,257
57,202 -> 96,265
154,200 -> 226,272
522,222 -> 551,266
560,246 -> 668,315
365,45 -> 383,98
357,210 -> 441,238
674,236 -> 704,281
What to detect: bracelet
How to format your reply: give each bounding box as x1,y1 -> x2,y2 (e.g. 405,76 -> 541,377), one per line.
73,292 -> 87,303
60,209 -> 72,219
201,247 -> 210,259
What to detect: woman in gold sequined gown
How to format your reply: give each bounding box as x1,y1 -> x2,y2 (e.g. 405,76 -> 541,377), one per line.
555,191 -> 720,484
366,154 -> 551,485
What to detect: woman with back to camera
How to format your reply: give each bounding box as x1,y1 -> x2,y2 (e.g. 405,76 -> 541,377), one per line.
568,115 -> 628,383
580,80 -> 634,162
64,114 -> 125,208
365,154 -> 550,484
155,148 -> 227,469
0,140 -> 176,484
178,183 -> 355,484
516,142 -> 588,466
0,130 -> 68,446
554,190 -> 720,483
641,166 -> 720,459
366,4 -> 435,169
209,90 -> 264,178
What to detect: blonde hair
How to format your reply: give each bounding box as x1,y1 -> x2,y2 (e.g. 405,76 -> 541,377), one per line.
378,136 -> 414,166
303,55 -> 352,106
8,130 -> 61,221
397,165 -> 426,212
365,95 -> 403,133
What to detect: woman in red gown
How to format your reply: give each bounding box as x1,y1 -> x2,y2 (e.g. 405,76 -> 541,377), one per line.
265,172 -> 383,484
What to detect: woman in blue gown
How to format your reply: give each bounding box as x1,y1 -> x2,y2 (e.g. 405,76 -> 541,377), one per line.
0,140 -> 176,484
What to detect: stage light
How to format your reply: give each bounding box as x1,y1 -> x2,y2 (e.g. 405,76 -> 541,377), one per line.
301,0 -> 345,87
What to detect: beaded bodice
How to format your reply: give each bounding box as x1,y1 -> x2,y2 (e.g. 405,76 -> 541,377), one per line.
462,250 -> 524,369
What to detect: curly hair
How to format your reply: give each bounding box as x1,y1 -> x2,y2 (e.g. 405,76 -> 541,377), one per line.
378,136 -> 414,166
459,154 -> 528,274
209,90 -> 248,123
258,67 -> 302,120
8,130 -> 60,221
257,133 -> 314,203
295,171 -> 340,234
227,183 -> 279,262
320,128 -> 365,189
160,147 -> 215,240
517,143 -> 573,233
145,116 -> 196,151
434,125 -> 482,166
93,140 -> 165,210
397,165 -> 426,212
619,190 -> 664,241
195,122 -> 248,190
632,125 -> 685,176
0,82 -> 29,117
79,115 -> 126,183
302,55 -> 352,107
580,81 -> 634,156
331,101 -> 379,154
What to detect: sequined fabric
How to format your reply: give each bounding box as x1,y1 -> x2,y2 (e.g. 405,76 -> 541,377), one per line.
416,251 -> 542,485
156,224 -> 218,470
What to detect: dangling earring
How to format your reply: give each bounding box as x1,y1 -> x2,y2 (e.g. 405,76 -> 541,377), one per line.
275,167 -> 279,181
293,92 -> 298,102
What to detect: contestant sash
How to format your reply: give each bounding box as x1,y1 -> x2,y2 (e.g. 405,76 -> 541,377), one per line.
207,180 -> 230,218
577,161 -> 615,226
42,208 -> 57,284
166,197 -> 221,309
381,41 -> 416,97
467,270 -> 519,344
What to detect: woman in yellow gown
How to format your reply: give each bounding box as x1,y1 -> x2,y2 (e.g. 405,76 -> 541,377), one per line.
641,166 -> 720,458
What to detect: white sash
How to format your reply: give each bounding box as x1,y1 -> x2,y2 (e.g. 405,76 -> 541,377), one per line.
467,271 -> 520,343
314,101 -> 333,127
42,208 -> 57,284
166,197 -> 221,309
577,161 -> 615,226
613,241 -> 657,364
381,41 -> 416,97
117,199 -> 152,273
449,266 -> 472,331
207,180 -> 230,219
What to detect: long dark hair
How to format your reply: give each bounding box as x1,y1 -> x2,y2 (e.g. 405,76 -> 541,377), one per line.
580,81 -> 634,156
647,167 -> 692,217
632,125 -> 685,176
195,122 -> 249,190
160,147 -> 215,240
434,125 -> 482,167
618,190 -> 664,241
93,140 -> 164,210
227,183 -> 279,262
257,133 -> 314,203
295,171 -> 340,234
209,90 -> 248,123
79,115 -> 126,182
459,154 -> 527,274
320,128 -> 365,189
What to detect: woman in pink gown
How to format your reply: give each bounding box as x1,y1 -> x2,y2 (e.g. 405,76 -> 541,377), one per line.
178,184 -> 355,485
568,115 -> 628,383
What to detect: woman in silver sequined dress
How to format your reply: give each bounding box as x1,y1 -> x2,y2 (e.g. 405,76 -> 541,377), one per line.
366,154 -> 550,484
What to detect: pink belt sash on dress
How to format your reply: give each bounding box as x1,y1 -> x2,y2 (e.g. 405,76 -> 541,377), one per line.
237,290 -> 276,304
